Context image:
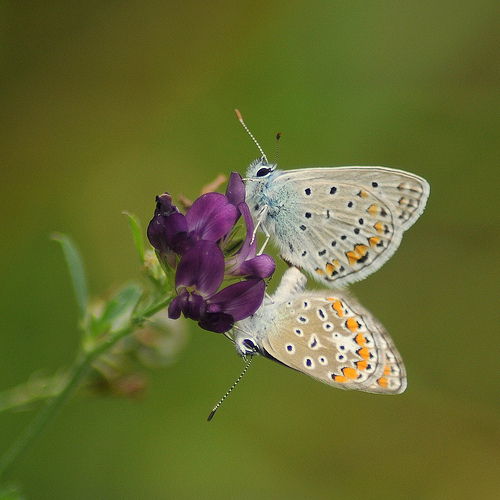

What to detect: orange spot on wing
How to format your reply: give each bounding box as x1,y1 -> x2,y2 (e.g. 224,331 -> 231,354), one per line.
316,268 -> 325,276
357,347 -> 370,360
346,245 -> 369,265
383,364 -> 391,376
355,333 -> 366,346
356,360 -> 368,371
334,375 -> 349,384
325,260 -> 339,276
367,204 -> 379,215
326,259 -> 339,276
369,236 -> 381,248
331,300 -> 344,317
355,244 -> 368,256
342,367 -> 358,379
346,251 -> 359,266
377,377 -> 388,388
374,222 -> 384,234
346,317 -> 360,332
358,189 -> 369,198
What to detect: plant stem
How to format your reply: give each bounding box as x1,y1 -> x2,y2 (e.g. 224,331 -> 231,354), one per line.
0,296 -> 171,481
0,354 -> 91,480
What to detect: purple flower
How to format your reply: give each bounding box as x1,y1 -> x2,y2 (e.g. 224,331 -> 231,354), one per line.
186,193 -> 238,242
146,193 -> 180,269
168,240 -> 225,322
148,173 -> 275,333
225,171 -> 246,207
167,240 -> 267,332
204,279 -> 266,323
148,192 -> 239,258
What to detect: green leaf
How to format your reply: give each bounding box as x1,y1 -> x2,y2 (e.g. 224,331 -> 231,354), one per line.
0,373 -> 64,413
90,283 -> 143,339
51,233 -> 88,322
123,211 -> 145,263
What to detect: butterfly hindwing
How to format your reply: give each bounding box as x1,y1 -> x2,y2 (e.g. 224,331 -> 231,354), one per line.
261,291 -> 406,394
234,267 -> 407,394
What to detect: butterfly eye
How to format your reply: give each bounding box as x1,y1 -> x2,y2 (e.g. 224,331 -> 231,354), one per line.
242,338 -> 258,353
256,167 -> 272,177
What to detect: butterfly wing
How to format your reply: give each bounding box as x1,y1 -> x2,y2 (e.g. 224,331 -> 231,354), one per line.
260,290 -> 407,394
252,166 -> 429,288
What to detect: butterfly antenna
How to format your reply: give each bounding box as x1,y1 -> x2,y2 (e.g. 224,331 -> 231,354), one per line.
273,132 -> 281,165
207,356 -> 253,422
235,109 -> 268,164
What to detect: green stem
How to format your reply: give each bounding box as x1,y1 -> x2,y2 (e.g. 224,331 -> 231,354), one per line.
0,354 -> 91,480
0,296 -> 171,481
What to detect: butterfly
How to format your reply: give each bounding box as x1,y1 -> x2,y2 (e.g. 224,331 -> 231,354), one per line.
233,266 -> 407,394
245,159 -> 430,288
237,110 -> 430,288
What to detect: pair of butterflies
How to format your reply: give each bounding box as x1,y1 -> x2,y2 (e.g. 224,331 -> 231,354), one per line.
229,112 -> 430,397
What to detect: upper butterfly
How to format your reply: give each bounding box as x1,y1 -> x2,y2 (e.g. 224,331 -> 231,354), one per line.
238,111 -> 430,289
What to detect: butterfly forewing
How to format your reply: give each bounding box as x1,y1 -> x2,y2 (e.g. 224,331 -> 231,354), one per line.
261,291 -> 407,394
245,164 -> 429,288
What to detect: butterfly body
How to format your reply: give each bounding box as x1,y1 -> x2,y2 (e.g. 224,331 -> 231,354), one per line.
234,267 -> 407,394
245,158 -> 430,288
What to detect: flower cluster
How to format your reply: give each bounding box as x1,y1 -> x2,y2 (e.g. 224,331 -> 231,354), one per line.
147,173 -> 275,333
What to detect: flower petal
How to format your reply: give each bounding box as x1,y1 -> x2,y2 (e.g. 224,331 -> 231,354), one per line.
184,292 -> 205,320
147,194 -> 190,258
186,193 -> 238,241
198,311 -> 234,333
164,212 -> 195,254
147,194 -> 182,254
164,212 -> 188,239
238,201 -> 258,256
154,193 -> 179,216
225,172 -> 245,207
168,291 -> 205,321
237,254 -> 276,279
175,240 -> 225,296
167,294 -> 183,319
147,216 -> 170,254
207,279 -> 266,321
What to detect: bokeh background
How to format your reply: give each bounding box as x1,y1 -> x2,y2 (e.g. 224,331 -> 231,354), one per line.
1,2 -> 499,498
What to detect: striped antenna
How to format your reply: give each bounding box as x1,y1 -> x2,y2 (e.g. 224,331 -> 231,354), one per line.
235,109 -> 268,164
207,356 -> 253,422
273,132 -> 281,165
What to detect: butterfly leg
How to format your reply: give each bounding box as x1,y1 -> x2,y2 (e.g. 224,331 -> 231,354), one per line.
251,205 -> 269,246
257,225 -> 270,255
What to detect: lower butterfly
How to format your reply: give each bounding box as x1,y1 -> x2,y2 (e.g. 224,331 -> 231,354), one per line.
233,266 -> 407,394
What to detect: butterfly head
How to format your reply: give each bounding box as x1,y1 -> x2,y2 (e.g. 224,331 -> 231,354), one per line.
245,157 -> 277,181
233,307 -> 271,358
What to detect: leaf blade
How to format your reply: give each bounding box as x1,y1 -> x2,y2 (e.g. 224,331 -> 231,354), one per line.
51,233 -> 88,321
123,211 -> 145,263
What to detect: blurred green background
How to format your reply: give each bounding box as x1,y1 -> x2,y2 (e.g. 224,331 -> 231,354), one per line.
1,1 -> 499,498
